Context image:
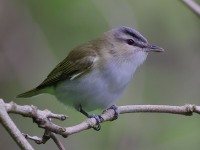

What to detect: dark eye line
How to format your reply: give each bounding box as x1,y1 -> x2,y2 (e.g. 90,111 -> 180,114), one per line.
126,39 -> 147,48
123,27 -> 148,43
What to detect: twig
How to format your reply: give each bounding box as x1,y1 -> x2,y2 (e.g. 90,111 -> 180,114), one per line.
23,133 -> 43,144
63,104 -> 199,136
50,131 -> 66,150
2,98 -> 200,137
23,130 -> 66,150
5,101 -> 67,121
0,99 -> 34,150
181,0 -> 200,17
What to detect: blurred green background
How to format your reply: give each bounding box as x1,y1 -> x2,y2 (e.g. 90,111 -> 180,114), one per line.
1,0 -> 200,149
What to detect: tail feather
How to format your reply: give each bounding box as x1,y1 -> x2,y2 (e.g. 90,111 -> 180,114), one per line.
17,88 -> 42,98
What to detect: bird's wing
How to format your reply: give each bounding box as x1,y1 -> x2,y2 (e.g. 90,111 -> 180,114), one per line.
37,48 -> 97,89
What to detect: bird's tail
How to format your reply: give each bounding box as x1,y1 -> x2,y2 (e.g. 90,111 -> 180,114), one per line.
17,88 -> 42,98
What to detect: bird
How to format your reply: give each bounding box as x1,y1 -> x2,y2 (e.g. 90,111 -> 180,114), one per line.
17,26 -> 164,130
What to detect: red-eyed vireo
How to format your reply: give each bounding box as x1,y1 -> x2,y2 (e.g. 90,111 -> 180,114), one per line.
17,26 -> 164,130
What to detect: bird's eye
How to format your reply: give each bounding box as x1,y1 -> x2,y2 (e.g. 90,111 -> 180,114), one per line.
127,39 -> 135,45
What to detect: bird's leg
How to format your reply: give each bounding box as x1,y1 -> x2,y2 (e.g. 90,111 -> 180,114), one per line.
108,105 -> 119,120
78,105 -> 103,131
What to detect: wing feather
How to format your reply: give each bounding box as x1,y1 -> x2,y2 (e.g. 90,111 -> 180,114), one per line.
37,48 -> 97,89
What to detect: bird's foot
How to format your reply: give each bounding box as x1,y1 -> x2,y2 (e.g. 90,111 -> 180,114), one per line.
78,105 -> 103,131
88,114 -> 103,131
109,105 -> 119,120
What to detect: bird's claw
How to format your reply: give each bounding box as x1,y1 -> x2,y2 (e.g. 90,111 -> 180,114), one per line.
109,105 -> 119,120
88,114 -> 103,131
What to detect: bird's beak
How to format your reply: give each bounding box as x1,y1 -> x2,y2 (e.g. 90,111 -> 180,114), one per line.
145,45 -> 164,52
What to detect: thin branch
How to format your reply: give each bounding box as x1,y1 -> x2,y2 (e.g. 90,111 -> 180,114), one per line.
181,0 -> 200,17
5,101 -> 67,121
23,133 -> 43,144
63,104 -> 200,136
50,131 -> 66,150
0,99 -> 34,150
2,98 -> 200,137
1,98 -> 200,149
23,130 -> 66,150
